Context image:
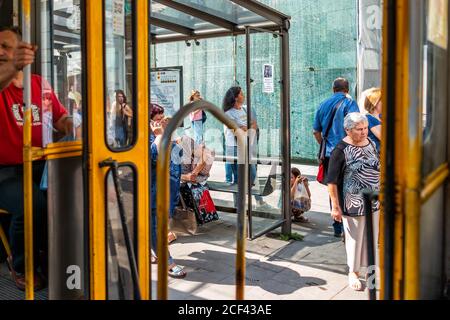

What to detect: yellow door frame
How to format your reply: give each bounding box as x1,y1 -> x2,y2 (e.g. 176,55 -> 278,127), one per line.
86,0 -> 149,300
381,0 -> 449,300
381,0 -> 410,300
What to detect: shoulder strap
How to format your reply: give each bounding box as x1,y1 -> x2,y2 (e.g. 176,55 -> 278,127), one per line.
367,138 -> 380,157
334,141 -> 347,152
323,98 -> 346,139
179,191 -> 188,210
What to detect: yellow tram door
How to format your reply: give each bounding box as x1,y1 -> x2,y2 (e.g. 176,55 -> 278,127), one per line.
12,0 -> 149,300
85,0 -> 150,300
381,0 -> 450,300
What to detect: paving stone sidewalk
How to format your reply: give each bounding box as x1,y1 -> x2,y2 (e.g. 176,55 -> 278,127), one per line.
154,164 -> 370,300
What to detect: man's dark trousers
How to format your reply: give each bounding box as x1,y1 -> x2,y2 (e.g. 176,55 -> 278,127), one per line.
0,161 -> 47,273
323,157 -> 344,236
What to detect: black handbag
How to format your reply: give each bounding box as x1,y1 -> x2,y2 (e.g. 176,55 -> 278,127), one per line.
201,110 -> 207,123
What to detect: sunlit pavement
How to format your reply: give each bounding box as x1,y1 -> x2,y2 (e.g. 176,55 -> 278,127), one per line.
152,164 -> 370,300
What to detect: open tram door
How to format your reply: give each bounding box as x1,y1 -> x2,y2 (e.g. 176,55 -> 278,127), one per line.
12,0 -> 150,300
84,0 -> 150,300
381,0 -> 450,300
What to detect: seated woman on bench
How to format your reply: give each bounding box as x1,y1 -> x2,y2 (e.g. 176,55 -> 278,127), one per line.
178,136 -> 218,225
179,136 -> 213,184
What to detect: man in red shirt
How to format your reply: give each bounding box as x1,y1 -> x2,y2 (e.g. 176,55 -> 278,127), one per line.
0,26 -> 73,290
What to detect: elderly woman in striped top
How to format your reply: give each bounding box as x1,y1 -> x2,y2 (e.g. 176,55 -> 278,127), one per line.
327,113 -> 380,291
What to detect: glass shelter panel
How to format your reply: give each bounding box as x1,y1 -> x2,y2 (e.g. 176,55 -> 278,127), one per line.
246,30 -> 284,237
104,0 -> 135,150
154,0 -> 358,163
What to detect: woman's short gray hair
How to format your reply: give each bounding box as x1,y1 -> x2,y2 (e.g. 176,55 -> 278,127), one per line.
344,112 -> 368,130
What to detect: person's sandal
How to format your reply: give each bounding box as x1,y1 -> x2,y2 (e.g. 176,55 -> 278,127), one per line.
349,273 -> 363,291
168,265 -> 187,279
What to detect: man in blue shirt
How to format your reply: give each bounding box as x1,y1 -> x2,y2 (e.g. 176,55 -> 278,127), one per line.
313,78 -> 359,237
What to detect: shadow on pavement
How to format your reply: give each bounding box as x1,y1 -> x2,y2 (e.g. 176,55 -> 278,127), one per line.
177,249 -> 327,295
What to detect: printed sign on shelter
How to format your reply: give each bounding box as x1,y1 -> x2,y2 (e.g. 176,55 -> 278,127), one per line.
112,0 -> 125,37
150,67 -> 184,117
263,64 -> 274,93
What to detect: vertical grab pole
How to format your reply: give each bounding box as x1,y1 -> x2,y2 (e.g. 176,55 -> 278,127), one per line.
363,191 -> 377,301
156,144 -> 170,300
381,0 -> 397,300
245,26 -> 253,239
235,129 -> 248,300
21,0 -> 35,300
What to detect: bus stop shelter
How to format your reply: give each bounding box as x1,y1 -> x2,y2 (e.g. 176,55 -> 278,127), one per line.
149,0 -> 292,239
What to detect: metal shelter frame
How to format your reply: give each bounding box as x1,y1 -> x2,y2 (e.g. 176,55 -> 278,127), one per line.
150,0 -> 292,239
150,0 -> 290,44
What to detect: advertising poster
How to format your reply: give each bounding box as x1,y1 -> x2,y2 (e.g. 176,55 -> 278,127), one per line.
263,64 -> 274,93
150,67 -> 183,117
112,0 -> 125,37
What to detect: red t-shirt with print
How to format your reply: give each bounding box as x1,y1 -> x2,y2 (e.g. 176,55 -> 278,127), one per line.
0,75 -> 67,165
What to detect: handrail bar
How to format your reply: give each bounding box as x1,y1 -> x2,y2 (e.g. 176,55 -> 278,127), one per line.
156,100 -> 248,300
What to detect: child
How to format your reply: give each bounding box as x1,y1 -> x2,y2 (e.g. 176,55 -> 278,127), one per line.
290,168 -> 312,223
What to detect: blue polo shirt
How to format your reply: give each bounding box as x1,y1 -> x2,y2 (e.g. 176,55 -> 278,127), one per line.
367,114 -> 381,152
313,93 -> 360,157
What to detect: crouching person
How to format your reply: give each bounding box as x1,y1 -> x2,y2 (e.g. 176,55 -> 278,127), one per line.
290,168 -> 311,223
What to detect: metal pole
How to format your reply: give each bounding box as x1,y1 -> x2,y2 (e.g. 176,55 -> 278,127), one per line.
156,100 -> 247,300
280,23 -> 292,235
21,0 -> 34,300
382,0 -> 397,300
363,192 -> 377,301
245,26 -> 253,239
404,0 -> 422,300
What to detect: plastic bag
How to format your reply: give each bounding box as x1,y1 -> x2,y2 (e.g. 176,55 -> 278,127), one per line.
170,206 -> 198,235
292,182 -> 311,212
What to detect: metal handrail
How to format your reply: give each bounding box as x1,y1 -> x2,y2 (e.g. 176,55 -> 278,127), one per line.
421,163 -> 449,204
21,0 -> 34,300
156,100 -> 248,300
